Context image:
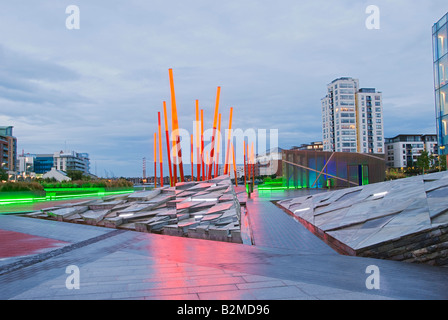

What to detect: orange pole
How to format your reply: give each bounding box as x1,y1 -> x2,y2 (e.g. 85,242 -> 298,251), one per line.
158,112 -> 163,187
201,109 -> 205,181
224,107 -> 233,175
232,143 -> 238,187
196,100 -> 200,181
154,132 -> 157,188
215,113 -> 221,177
163,102 -> 173,187
208,86 -> 221,179
168,68 -> 184,183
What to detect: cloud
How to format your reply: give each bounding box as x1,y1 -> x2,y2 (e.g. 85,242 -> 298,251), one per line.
0,0 -> 446,177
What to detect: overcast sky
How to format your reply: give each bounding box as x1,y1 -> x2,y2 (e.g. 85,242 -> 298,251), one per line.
0,1 -> 447,177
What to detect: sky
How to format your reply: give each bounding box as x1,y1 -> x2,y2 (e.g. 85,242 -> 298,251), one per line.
0,0 -> 447,177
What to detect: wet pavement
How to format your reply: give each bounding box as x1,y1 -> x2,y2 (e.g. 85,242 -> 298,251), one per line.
1,188 -> 448,300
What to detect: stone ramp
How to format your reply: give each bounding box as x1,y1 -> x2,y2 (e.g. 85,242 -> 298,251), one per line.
277,171 -> 448,266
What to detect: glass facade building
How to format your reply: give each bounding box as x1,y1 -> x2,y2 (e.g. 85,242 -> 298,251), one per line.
433,12 -> 448,155
282,150 -> 386,189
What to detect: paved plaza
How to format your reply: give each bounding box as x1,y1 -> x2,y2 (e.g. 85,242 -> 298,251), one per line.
1,188 -> 448,300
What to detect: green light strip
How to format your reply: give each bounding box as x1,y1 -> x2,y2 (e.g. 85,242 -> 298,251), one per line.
0,189 -> 134,206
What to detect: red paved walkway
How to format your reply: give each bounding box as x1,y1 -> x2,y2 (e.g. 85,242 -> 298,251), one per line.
0,229 -> 68,258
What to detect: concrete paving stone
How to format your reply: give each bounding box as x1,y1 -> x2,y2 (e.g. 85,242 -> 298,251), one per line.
187,284 -> 239,294
145,293 -> 199,300
249,285 -> 310,300
316,291 -> 396,300
236,280 -> 287,290
241,274 -> 277,283
291,281 -> 357,296
198,289 -> 257,300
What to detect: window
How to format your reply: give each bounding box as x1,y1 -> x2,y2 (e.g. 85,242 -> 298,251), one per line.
435,24 -> 448,60
376,113 -> 381,118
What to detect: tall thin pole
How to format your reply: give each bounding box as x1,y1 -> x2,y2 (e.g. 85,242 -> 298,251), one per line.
201,109 -> 205,181
168,68 -> 184,183
158,112 -> 163,187
163,101 -> 173,187
224,107 -> 233,175
251,142 -> 255,186
215,113 -> 221,178
232,142 -> 238,187
190,134 -> 194,182
247,142 -> 251,182
154,132 -> 157,188
208,86 -> 220,180
196,100 -> 201,181
243,140 -> 247,186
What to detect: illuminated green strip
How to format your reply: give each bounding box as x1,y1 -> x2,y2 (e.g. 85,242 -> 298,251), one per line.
0,188 -> 134,206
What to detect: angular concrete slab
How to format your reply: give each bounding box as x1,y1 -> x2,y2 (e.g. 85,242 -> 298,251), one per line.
277,171 -> 448,266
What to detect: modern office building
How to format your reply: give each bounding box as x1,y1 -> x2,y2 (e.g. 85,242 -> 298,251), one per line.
20,151 -> 90,175
53,151 -> 90,174
34,154 -> 55,174
321,78 -> 384,154
0,126 -> 17,172
385,134 -> 438,168
18,153 -> 35,174
433,12 -> 448,156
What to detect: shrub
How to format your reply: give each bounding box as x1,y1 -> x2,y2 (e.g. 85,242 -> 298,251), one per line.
0,182 -> 44,192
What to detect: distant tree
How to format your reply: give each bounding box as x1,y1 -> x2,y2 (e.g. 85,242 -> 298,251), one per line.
441,155 -> 447,171
0,167 -> 8,181
66,170 -> 84,181
416,151 -> 431,174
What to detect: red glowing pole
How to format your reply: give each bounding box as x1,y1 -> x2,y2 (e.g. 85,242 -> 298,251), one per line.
154,132 -> 157,188
163,101 -> 173,187
208,87 -> 221,180
168,68 -> 184,183
195,100 -> 201,181
158,112 -> 163,187
201,109 -> 205,181
224,107 -> 233,175
215,113 -> 222,178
